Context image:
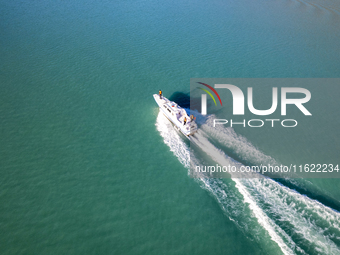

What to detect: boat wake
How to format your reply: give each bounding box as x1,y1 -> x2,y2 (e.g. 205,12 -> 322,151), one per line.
155,111 -> 340,255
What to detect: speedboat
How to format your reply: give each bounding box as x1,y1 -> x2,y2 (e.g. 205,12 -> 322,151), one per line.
153,94 -> 197,137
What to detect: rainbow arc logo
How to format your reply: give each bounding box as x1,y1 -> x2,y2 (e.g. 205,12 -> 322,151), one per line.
197,82 -> 222,115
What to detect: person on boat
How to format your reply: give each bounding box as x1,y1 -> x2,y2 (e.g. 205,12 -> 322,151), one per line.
159,90 -> 162,99
184,117 -> 187,125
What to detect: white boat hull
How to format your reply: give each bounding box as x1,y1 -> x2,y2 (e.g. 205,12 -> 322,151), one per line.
153,94 -> 197,137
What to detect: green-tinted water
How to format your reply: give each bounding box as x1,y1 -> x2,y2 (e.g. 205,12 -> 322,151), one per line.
1,0 -> 340,254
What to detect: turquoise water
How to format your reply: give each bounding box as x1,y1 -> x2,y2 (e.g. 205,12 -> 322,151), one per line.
1,0 -> 340,254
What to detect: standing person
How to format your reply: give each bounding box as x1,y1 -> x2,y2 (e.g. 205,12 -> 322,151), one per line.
184,117 -> 187,125
159,90 -> 162,99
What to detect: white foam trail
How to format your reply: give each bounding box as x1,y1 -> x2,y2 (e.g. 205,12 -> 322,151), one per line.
155,111 -> 340,254
198,116 -> 340,227
200,115 -> 277,166
156,112 -> 294,254
200,114 -> 322,185
197,116 -> 340,253
241,178 -> 340,254
191,132 -> 295,255
155,112 -> 190,168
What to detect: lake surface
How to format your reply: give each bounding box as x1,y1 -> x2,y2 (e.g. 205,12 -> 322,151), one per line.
1,0 -> 340,254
